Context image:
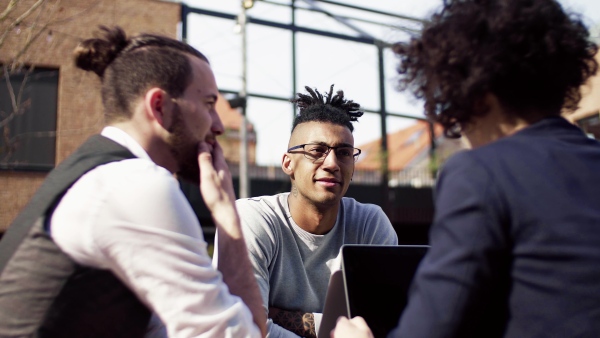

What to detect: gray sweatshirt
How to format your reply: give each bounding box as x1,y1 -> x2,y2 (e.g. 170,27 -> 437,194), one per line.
235,193 -> 398,337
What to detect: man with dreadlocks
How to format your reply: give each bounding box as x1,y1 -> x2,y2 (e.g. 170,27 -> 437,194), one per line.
235,85 -> 397,338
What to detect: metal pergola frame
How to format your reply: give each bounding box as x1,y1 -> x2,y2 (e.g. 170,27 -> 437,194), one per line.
180,0 -> 436,207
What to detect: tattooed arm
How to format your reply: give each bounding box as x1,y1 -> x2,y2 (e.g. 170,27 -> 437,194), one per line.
269,307 -> 317,338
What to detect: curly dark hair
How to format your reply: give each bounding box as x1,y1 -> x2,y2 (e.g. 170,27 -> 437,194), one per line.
393,0 -> 598,138
290,84 -> 363,132
73,26 -> 208,122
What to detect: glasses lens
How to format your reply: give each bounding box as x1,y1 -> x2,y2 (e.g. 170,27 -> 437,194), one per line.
304,144 -> 329,161
334,147 -> 357,163
300,144 -> 360,163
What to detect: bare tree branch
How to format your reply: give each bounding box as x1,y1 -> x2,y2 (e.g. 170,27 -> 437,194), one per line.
1,0 -> 97,167
3,64 -> 18,112
9,24 -> 48,70
16,66 -> 34,112
0,0 -> 20,23
24,0 -> 47,46
0,0 -> 47,50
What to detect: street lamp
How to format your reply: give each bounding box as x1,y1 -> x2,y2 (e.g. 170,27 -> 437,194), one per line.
243,0 -> 254,9
237,0 -> 251,198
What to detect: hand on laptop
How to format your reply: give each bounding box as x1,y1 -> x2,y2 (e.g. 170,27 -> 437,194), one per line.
269,307 -> 317,338
331,316 -> 373,338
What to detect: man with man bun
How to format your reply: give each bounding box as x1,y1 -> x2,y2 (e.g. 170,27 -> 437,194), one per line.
0,26 -> 265,337
232,85 -> 398,338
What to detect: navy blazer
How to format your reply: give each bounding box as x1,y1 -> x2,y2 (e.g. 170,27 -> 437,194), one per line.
390,117 -> 600,338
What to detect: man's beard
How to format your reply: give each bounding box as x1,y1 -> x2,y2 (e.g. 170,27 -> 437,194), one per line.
168,110 -> 201,186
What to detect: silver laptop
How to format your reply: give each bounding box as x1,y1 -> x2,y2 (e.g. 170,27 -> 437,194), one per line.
318,269 -> 347,338
318,245 -> 429,338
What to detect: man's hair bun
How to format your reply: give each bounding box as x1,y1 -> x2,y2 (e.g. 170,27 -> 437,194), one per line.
73,26 -> 129,77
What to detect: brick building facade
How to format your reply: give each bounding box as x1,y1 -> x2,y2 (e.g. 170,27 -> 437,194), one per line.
0,0 -> 180,232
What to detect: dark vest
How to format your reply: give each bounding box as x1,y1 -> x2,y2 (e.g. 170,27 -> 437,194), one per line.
0,135 -> 152,338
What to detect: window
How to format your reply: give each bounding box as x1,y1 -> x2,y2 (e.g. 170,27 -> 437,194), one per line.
0,66 -> 58,171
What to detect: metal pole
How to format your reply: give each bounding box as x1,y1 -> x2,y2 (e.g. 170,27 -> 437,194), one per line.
181,4 -> 189,43
428,120 -> 437,179
377,43 -> 390,214
291,0 -> 297,117
239,2 -> 250,198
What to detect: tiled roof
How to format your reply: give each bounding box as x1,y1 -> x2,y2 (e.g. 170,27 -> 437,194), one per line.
567,51 -> 600,122
355,120 -> 443,171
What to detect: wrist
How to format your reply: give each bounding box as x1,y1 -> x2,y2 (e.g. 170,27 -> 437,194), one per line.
302,312 -> 316,338
269,308 -> 316,338
210,203 -> 241,230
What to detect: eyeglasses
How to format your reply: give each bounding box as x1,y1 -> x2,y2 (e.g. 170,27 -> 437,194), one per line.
287,143 -> 361,164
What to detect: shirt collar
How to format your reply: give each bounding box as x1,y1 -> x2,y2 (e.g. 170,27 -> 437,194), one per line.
515,116 -> 584,138
101,126 -> 152,161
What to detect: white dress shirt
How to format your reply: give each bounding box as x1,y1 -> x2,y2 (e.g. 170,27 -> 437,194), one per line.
50,126 -> 260,338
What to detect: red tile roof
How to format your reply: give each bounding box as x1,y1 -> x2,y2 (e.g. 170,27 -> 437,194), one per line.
567,51 -> 600,122
355,120 -> 443,171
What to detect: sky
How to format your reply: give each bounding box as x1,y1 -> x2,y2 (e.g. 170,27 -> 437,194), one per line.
183,0 -> 600,166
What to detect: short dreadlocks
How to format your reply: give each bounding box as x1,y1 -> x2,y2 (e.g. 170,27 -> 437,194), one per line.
290,84 -> 364,132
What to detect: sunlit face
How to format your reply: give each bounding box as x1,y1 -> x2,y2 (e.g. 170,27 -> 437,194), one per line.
284,121 -> 355,207
167,56 -> 223,185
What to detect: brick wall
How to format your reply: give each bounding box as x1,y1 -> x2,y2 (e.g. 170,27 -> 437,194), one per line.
0,0 -> 180,232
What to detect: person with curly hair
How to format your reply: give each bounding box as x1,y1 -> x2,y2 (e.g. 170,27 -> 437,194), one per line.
333,0 -> 600,337
0,26 -> 265,337
231,85 -> 397,338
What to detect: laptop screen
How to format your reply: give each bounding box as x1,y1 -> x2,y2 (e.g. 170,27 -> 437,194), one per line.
341,245 -> 428,338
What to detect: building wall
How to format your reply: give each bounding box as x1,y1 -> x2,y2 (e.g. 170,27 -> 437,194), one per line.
214,93 -> 257,165
567,51 -> 600,123
0,0 -> 180,232
565,51 -> 600,138
219,129 -> 257,165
